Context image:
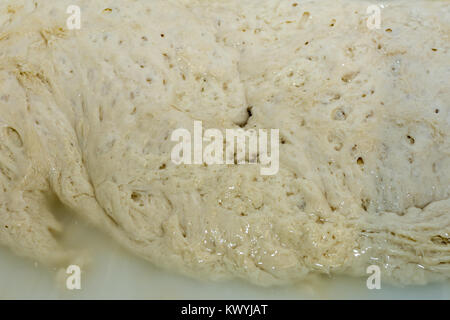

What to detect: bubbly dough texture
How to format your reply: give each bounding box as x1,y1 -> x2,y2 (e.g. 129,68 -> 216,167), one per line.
0,0 -> 449,285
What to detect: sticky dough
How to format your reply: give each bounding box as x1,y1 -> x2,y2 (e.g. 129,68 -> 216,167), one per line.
0,0 -> 449,286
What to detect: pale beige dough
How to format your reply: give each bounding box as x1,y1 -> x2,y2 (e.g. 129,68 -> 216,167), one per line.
0,0 -> 448,286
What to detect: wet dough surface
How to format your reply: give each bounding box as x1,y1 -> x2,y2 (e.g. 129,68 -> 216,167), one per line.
0,0 -> 449,285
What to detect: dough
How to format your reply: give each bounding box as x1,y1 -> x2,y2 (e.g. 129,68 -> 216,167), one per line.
0,0 -> 448,286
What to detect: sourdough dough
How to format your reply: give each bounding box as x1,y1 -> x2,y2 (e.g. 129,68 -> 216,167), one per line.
0,0 -> 449,286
